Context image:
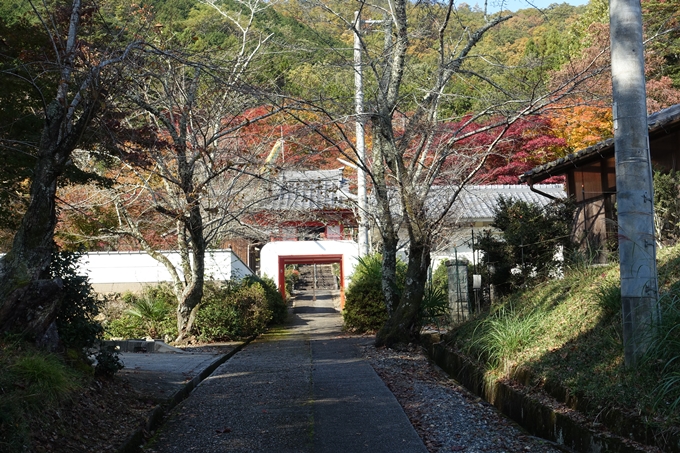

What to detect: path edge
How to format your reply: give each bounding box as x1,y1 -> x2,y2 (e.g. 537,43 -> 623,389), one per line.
116,335 -> 256,453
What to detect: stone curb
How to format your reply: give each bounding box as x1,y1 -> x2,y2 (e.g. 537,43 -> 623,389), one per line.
421,334 -> 680,453
116,336 -> 256,453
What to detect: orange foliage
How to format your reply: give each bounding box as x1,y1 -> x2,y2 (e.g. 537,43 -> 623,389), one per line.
550,103 -> 613,152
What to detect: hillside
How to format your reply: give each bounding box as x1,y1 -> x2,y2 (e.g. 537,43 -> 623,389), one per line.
443,245 -> 680,451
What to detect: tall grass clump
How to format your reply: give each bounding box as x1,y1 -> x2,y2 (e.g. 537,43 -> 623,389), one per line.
595,278 -> 621,317
0,338 -> 81,451
649,293 -> 680,414
469,304 -> 544,372
343,254 -> 406,333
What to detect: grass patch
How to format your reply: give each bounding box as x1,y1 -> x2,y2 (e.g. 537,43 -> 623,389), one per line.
468,305 -> 545,374
445,244 -> 680,432
0,337 -> 83,451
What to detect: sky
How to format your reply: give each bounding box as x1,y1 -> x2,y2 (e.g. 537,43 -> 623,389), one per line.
478,0 -> 590,13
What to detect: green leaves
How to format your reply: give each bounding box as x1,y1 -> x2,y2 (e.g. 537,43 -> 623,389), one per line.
478,196 -> 575,296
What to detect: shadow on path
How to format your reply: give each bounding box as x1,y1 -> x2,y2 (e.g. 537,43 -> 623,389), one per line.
146,290 -> 427,453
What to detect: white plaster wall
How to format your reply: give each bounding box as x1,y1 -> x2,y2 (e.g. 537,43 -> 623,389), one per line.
77,249 -> 251,291
259,240 -> 359,288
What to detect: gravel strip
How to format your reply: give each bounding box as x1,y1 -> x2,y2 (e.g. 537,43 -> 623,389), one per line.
362,344 -> 566,453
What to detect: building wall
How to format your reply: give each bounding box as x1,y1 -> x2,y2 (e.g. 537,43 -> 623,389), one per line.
78,249 -> 251,293
564,127 -> 680,261
259,240 -> 359,289
572,197 -> 613,262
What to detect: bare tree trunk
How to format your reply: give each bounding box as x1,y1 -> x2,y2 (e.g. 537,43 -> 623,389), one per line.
376,224 -> 430,347
175,203 -> 206,341
371,124 -> 401,315
380,227 -> 400,314
0,97 -> 86,340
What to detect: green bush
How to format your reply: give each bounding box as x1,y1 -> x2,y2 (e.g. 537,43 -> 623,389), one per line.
343,254 -> 406,333
126,295 -> 172,339
431,260 -> 449,295
52,252 -> 104,352
51,251 -> 123,376
244,275 -> 287,325
104,285 -> 177,341
421,283 -> 449,330
478,196 -> 575,296
285,266 -> 300,295
195,281 -> 272,341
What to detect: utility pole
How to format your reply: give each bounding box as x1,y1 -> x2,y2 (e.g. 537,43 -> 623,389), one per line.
610,0 -> 660,367
354,11 -> 370,257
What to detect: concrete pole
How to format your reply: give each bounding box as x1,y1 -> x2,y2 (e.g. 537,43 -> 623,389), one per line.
354,11 -> 370,257
313,264 -> 317,302
610,0 -> 660,367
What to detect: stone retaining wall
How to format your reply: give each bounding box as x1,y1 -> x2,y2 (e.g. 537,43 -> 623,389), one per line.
422,334 -> 680,453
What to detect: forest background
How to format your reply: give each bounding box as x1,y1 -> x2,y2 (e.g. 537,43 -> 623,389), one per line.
2,0 -> 679,253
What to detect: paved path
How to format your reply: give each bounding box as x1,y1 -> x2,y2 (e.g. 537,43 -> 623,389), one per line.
146,290 -> 428,453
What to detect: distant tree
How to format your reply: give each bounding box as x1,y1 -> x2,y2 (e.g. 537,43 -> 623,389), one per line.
289,0 -> 604,347
477,116 -> 567,184
551,0 -> 680,116
549,102 -> 613,152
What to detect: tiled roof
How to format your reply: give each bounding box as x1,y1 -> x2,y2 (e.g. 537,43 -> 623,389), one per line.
261,170 -> 564,221
520,103 -> 680,184
268,168 -> 352,211
375,184 -> 565,223
431,184 -> 565,222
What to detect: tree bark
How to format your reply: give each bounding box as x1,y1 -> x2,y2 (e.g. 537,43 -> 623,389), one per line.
0,99 -> 80,339
175,202 -> 206,341
376,204 -> 431,348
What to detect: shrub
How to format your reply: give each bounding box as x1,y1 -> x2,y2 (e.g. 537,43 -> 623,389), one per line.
52,252 -> 103,352
125,295 -> 172,339
420,283 -> 449,331
285,266 -> 300,294
478,196 -> 575,296
51,251 -> 122,375
343,254 -> 406,333
104,285 -> 177,341
431,260 -> 449,295
195,280 -> 274,341
244,275 -> 287,325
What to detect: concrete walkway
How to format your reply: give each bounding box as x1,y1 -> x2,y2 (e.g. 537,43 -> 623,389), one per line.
145,290 -> 428,453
